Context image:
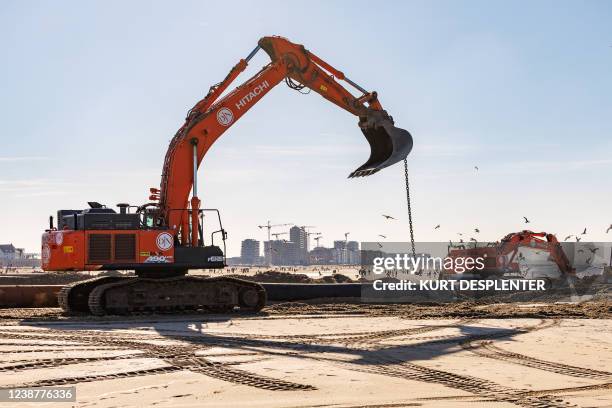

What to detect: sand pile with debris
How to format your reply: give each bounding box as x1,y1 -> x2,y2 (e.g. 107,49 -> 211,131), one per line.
225,270 -> 312,283
264,299 -> 611,319
224,270 -> 354,284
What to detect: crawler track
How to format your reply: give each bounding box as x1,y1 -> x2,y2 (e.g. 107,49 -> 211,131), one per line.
58,276 -> 126,313
88,276 -> 266,316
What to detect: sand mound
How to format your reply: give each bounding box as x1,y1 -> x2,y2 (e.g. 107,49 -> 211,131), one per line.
0,272 -> 92,285
225,270 -> 313,283
313,274 -> 354,283
227,271 -> 355,284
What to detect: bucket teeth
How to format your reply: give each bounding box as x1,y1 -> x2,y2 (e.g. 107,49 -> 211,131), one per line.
348,168 -> 381,178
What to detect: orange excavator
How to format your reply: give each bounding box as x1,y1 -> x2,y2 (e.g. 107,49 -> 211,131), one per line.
41,36 -> 413,315
447,231 -> 575,280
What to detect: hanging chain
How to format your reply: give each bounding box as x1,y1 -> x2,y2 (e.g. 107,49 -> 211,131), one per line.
404,158 -> 416,258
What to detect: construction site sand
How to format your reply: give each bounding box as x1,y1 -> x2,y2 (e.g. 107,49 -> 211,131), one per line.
0,301 -> 610,407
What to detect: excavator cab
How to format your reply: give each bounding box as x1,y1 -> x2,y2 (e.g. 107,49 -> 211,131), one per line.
350,110 -> 413,178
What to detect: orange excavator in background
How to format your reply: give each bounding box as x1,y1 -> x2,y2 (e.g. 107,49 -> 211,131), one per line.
446,231 -> 575,283
41,36 -> 413,315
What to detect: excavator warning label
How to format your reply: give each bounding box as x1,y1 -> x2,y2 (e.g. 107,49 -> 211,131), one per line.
216,107 -> 234,126
156,232 -> 173,251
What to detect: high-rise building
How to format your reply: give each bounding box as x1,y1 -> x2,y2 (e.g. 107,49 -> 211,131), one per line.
346,241 -> 360,264
333,248 -> 347,264
333,240 -> 346,250
264,240 -> 297,265
330,240 -> 359,265
290,226 -> 308,265
240,239 -> 260,265
309,247 -> 334,264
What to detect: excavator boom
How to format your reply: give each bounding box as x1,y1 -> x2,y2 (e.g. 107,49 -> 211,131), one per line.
158,36 -> 413,240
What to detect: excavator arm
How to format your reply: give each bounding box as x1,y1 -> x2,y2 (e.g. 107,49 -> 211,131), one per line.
498,231 -> 576,277
155,36 -> 413,245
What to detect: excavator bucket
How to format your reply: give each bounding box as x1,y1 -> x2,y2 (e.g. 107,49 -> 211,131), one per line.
349,111 -> 413,178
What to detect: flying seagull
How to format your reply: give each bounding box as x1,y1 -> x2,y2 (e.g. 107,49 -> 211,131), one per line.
470,238 -> 477,242
523,216 -> 530,223
434,224 -> 440,229
576,237 -> 581,242
588,247 -> 599,254
377,242 -> 383,248
378,234 -> 387,239
564,235 -> 573,241
474,166 -> 479,171
581,228 -> 587,235
607,224 -> 612,233
577,249 -> 585,253
474,228 -> 480,233
382,214 -> 396,220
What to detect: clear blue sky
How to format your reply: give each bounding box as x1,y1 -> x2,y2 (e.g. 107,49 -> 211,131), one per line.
1,0 -> 611,255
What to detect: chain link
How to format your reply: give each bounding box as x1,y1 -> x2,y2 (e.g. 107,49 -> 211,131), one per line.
404,158 -> 416,258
